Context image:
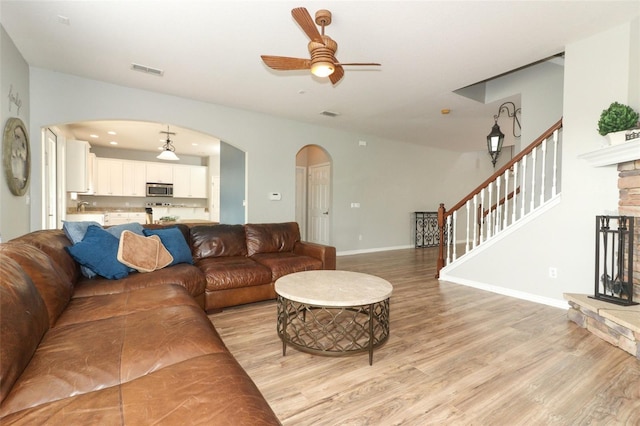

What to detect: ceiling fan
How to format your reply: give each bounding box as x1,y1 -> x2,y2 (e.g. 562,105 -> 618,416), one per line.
261,7 -> 381,85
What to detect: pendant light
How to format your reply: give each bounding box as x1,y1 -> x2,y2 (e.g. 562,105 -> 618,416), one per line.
157,126 -> 179,161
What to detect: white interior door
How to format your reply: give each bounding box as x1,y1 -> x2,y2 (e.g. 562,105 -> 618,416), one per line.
308,163 -> 330,244
44,129 -> 57,229
295,166 -> 307,240
210,175 -> 220,222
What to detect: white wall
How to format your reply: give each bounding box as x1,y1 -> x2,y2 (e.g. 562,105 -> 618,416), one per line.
1,25 -> 30,241
441,19 -> 639,305
26,68 -> 496,252
486,59 -> 565,152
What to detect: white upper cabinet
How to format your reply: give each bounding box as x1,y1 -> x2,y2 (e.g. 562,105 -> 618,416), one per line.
173,165 -> 207,198
66,140 -> 92,192
95,158 -> 124,196
122,161 -> 146,197
146,163 -> 173,183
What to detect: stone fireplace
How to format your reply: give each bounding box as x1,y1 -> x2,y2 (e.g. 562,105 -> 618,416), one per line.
619,159 -> 640,300
565,142 -> 640,359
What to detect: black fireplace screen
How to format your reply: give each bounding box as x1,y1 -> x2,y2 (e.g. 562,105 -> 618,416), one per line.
592,215 -> 637,306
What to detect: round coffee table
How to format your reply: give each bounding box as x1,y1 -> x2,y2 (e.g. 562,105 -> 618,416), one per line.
275,270 -> 392,365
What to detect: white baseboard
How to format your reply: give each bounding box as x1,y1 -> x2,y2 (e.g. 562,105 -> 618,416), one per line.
438,275 -> 569,310
337,245 -> 413,257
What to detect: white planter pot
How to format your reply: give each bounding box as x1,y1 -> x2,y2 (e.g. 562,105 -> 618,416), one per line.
605,129 -> 640,145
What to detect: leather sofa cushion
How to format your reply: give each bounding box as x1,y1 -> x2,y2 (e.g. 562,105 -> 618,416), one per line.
245,222 -> 300,256
72,263 -> 206,301
0,304 -> 228,417
55,284 -> 201,328
190,224 -> 247,261
0,243 -> 73,327
196,257 -> 272,291
251,252 -> 323,281
0,255 -> 49,404
8,230 -> 80,285
0,354 -> 280,425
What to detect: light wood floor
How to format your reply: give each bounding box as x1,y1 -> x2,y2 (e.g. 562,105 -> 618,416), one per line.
209,248 -> 640,425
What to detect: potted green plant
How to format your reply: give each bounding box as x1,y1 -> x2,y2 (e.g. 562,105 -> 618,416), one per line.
597,101 -> 640,145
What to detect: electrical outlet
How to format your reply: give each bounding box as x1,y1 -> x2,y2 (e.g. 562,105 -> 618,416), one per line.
358,235 -> 363,241
549,267 -> 558,279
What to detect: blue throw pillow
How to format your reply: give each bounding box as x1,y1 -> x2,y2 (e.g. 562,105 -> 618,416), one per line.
63,220 -> 104,279
143,227 -> 193,266
65,225 -> 129,280
63,220 -> 103,243
105,222 -> 145,239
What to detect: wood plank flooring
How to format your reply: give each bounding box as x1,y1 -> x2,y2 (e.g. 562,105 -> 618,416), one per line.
209,248 -> 640,425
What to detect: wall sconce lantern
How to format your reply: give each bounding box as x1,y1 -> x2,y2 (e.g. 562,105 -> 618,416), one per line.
486,101 -> 521,167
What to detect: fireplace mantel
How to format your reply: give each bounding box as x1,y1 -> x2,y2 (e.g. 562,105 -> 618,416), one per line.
578,140 -> 640,167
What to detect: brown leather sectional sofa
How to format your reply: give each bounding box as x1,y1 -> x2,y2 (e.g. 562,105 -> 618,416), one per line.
0,222 -> 335,424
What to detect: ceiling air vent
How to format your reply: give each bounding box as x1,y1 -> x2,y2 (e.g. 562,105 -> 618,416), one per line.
320,110 -> 340,117
131,63 -> 164,77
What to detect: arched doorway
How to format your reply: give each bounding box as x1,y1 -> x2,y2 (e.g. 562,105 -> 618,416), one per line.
295,145 -> 332,244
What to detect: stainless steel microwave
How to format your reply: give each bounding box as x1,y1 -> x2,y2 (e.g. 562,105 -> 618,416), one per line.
146,183 -> 173,197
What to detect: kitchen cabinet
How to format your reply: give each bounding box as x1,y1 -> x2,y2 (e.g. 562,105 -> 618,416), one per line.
104,211 -> 146,226
173,165 -> 207,198
64,213 -> 105,225
122,161 -> 146,197
95,158 -> 124,196
146,163 -> 173,183
66,140 -> 92,193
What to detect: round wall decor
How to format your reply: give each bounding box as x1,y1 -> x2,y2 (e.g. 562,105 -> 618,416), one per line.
3,117 -> 30,196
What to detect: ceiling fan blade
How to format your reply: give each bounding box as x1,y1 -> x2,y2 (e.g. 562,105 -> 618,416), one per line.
336,63 -> 382,67
291,7 -> 323,43
329,65 -> 344,85
261,55 -> 311,71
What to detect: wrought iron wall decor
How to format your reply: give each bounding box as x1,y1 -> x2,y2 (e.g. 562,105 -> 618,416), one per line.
591,215 -> 637,306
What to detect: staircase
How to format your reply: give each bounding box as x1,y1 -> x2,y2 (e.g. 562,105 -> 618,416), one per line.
436,119 -> 563,277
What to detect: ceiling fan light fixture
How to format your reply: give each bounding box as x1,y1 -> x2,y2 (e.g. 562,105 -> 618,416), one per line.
311,61 -> 335,77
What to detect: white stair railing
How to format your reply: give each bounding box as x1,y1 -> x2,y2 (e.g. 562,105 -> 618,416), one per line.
436,119 -> 563,277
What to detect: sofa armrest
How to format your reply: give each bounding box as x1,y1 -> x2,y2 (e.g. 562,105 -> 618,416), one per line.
293,241 -> 336,270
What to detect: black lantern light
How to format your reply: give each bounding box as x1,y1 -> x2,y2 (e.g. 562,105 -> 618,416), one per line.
486,101 -> 521,167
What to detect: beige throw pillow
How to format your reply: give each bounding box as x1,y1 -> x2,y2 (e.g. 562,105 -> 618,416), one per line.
117,230 -> 173,273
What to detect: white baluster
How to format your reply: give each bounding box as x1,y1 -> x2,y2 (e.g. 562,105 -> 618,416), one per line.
521,156 -> 527,217
540,138 -> 547,205
479,189 -> 485,244
452,210 -> 457,261
446,214 -> 453,265
503,169 -> 509,230
473,194 -> 478,248
496,175 -> 502,233
490,182 -> 493,239
465,200 -> 471,254
512,161 -> 518,224
552,129 -> 558,197
530,147 -> 537,212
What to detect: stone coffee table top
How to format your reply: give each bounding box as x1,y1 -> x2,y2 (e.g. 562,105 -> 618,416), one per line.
275,270 -> 393,307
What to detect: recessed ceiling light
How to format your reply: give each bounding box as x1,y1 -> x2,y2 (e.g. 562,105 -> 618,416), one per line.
107,131 -> 116,135
192,143 -> 198,146
109,141 -> 118,145
89,134 -> 98,138
57,15 -> 70,25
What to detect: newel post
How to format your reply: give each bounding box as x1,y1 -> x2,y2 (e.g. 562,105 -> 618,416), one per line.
436,203 -> 446,278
